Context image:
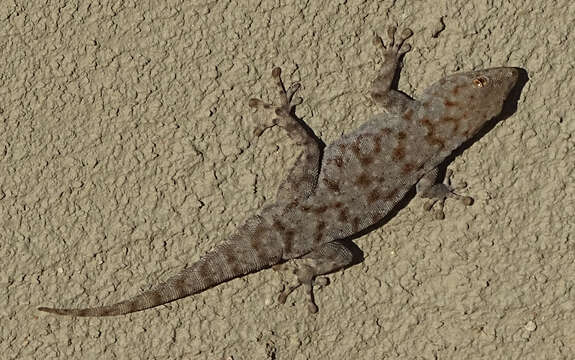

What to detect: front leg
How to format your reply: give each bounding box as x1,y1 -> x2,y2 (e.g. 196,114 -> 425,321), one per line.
371,26 -> 415,114
417,168 -> 474,219
249,68 -> 324,202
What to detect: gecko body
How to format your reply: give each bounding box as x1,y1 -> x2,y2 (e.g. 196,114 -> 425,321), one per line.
39,27 -> 518,316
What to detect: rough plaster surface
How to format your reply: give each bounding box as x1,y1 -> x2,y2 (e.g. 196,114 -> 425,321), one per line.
1,0 -> 573,359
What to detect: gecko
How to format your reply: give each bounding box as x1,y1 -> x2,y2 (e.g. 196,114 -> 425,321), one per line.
38,26 -> 518,316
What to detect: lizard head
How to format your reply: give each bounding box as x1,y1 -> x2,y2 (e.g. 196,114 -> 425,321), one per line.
419,67 -> 519,145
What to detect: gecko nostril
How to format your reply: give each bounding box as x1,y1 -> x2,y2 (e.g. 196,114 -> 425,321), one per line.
507,68 -> 518,79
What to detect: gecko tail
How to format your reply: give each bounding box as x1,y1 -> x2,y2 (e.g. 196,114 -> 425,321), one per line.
37,276 -> 189,316
38,222 -> 284,316
37,273 -> 193,317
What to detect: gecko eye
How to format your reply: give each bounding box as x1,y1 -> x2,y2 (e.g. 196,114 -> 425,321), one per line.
473,76 -> 488,88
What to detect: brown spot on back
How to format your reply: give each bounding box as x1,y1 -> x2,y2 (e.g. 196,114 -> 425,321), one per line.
173,277 -> 187,294
322,177 -> 340,192
287,198 -> 300,209
452,85 -> 462,95
355,172 -> 372,188
350,139 -> 375,166
392,146 -> 405,160
373,134 -> 383,153
272,221 -> 286,232
403,108 -> 413,121
351,217 -> 360,232
351,142 -> 361,157
383,188 -> 399,200
223,250 -> 235,264
367,188 -> 381,203
420,117 -> 446,149
401,162 -> 416,174
253,223 -> 267,239
426,135 -> 446,149
333,201 -> 343,208
420,117 -> 434,131
392,129 -> 408,161
100,307 -> 116,316
149,291 -> 164,306
380,128 -> 392,136
251,224 -> 268,257
360,155 -> 374,166
440,116 -> 460,134
440,116 -> 458,123
197,261 -> 212,281
313,205 -> 329,214
338,207 -> 349,222
314,221 -> 326,244
223,251 -> 241,273
444,99 -> 457,107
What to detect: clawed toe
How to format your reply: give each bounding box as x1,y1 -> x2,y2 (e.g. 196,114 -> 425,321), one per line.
248,67 -> 303,135
275,264 -> 329,314
250,67 -> 302,111
248,98 -> 272,109
277,277 -> 328,314
423,170 -> 474,219
374,26 -> 414,57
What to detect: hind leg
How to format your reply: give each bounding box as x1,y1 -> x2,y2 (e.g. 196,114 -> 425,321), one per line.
274,239 -> 357,313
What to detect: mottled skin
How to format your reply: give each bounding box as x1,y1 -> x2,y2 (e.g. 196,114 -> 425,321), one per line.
38,27 -> 518,316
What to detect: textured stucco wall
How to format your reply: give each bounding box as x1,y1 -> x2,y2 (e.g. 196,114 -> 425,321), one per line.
2,0 -> 573,359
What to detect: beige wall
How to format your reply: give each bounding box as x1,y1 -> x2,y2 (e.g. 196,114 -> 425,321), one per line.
2,0 -> 573,358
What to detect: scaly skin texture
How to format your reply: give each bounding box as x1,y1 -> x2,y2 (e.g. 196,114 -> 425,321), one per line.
38,26 -> 518,316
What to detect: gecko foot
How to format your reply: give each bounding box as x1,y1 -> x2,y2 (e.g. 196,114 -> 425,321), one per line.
248,67 -> 303,136
421,169 -> 474,220
372,26 -> 413,59
273,263 -> 329,314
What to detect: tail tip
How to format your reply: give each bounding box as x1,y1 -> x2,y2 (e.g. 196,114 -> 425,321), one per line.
38,307 -> 66,315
